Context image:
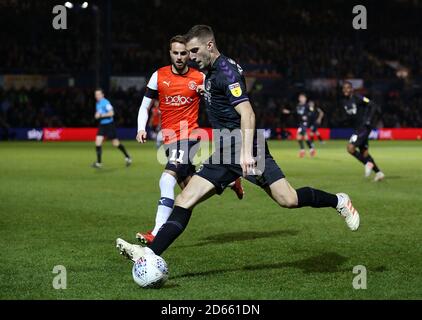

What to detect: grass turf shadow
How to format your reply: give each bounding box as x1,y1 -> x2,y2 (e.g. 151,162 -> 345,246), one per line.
177,230 -> 299,248
173,252 -> 349,279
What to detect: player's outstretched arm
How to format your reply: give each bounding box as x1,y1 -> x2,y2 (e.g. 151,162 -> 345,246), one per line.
317,107 -> 324,125
235,101 -> 256,177
136,96 -> 155,143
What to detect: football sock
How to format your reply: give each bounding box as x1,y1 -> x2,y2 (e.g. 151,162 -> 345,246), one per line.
296,187 -> 338,208
148,206 -> 191,255
152,172 -> 177,236
298,140 -> 305,149
117,144 -> 130,158
306,140 -> 314,149
366,155 -> 380,173
96,146 -> 102,163
351,150 -> 366,164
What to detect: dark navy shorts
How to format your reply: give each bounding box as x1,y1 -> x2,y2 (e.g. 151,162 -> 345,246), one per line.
164,139 -> 200,183
195,140 -> 285,194
349,127 -> 371,149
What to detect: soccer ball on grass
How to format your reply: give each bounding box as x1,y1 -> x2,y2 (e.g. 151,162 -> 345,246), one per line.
132,254 -> 169,288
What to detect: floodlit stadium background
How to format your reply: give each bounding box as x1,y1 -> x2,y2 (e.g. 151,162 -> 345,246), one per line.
1,0 -> 421,300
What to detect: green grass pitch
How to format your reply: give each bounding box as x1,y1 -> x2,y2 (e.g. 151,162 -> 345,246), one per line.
1,140 -> 421,299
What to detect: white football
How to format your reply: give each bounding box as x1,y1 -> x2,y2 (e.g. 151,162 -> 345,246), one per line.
132,254 -> 169,288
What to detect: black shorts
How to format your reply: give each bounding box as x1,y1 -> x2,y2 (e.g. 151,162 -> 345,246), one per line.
195,141 -> 285,195
164,139 -> 201,183
97,123 -> 117,139
349,127 -> 371,149
297,124 -> 307,135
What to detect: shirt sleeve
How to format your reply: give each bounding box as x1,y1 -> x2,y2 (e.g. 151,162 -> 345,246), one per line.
145,71 -> 158,99
219,62 -> 249,106
105,103 -> 113,112
356,94 -> 370,104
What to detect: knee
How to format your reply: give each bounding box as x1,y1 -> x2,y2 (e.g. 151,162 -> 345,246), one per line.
274,191 -> 298,209
347,145 -> 355,154
160,172 -> 177,189
112,141 -> 119,147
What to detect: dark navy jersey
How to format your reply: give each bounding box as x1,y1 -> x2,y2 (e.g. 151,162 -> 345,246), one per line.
203,55 -> 249,130
295,103 -> 311,127
308,105 -> 319,124
342,94 -> 378,130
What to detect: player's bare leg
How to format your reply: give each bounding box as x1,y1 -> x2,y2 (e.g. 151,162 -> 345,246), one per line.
265,178 -> 359,231
181,175 -> 243,200
92,135 -> 104,168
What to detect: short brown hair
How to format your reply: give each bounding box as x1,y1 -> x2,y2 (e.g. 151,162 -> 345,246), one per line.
185,25 -> 215,44
169,35 -> 186,49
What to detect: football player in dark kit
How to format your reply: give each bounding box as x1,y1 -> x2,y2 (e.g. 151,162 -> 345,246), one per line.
282,93 -> 316,157
308,100 -> 325,144
342,81 -> 385,182
116,26 -> 361,262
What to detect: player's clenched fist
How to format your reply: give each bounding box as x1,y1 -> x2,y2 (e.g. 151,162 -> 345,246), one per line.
136,130 -> 147,143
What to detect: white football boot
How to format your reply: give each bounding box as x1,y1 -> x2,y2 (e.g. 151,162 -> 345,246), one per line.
116,238 -> 154,262
364,162 -> 374,177
374,171 -> 385,182
336,193 -> 360,231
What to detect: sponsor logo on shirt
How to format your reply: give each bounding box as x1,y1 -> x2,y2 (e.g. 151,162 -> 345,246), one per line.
164,95 -> 193,106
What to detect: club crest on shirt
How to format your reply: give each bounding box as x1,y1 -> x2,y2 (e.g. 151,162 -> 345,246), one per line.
228,82 -> 242,97
188,80 -> 197,91
206,80 -> 211,91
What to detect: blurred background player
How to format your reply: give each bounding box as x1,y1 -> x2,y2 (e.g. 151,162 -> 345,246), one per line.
135,35 -> 244,245
308,100 -> 325,144
284,93 -> 315,157
92,89 -> 131,168
342,81 -> 385,181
